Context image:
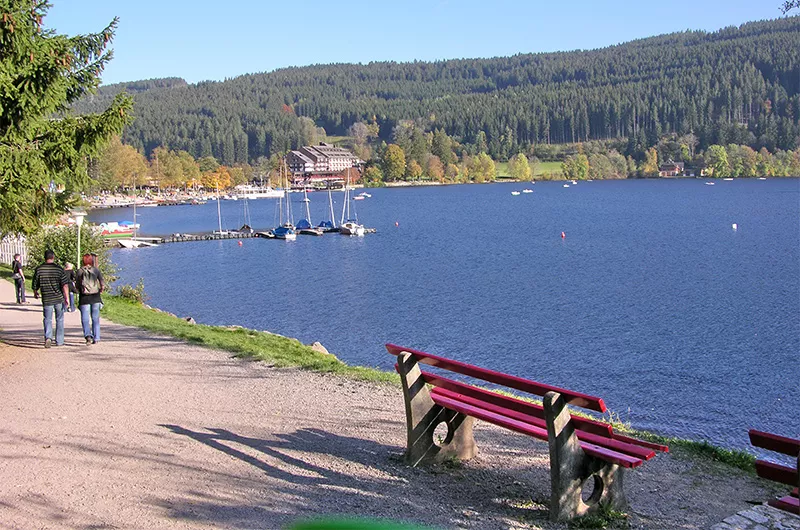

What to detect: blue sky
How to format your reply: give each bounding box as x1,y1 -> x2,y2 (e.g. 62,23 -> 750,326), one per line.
47,0 -> 790,86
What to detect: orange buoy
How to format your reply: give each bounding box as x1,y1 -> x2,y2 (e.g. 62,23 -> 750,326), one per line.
395,221 -> 399,227
561,232 -> 566,239
238,240 -> 243,246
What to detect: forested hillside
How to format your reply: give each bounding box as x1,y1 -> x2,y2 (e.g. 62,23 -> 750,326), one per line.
74,17 -> 800,165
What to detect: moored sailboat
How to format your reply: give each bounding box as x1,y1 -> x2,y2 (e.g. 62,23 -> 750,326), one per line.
339,172 -> 364,237
296,187 -> 323,236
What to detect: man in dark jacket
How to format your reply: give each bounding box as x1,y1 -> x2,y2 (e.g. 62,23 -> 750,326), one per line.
11,253 -> 26,304
31,250 -> 70,348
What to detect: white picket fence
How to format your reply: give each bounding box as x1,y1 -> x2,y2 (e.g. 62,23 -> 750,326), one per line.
0,235 -> 28,265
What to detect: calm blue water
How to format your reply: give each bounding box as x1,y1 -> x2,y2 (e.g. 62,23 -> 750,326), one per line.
91,179 -> 800,451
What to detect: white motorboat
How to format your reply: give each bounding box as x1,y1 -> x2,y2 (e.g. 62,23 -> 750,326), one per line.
511,191 -> 521,196
522,189 -> 533,193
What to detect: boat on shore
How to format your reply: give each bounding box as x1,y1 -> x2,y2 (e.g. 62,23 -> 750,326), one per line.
99,221 -> 140,239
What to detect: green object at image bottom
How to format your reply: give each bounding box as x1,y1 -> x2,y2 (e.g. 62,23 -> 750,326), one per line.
288,517 -> 435,530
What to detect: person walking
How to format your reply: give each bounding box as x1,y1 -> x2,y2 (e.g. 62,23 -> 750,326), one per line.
11,253 -> 27,304
76,253 -> 105,345
64,263 -> 78,312
31,250 -> 70,348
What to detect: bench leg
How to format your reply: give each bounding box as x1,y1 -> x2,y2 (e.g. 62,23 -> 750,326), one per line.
397,352 -> 477,466
544,391 -> 627,522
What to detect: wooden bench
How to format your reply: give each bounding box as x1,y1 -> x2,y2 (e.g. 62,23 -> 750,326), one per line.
387,343 -> 668,521
749,429 -> 800,515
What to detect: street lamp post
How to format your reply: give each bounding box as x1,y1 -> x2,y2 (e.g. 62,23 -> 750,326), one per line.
73,211 -> 86,266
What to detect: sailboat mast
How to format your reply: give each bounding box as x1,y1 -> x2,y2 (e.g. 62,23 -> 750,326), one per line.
328,187 -> 336,228
133,172 -> 137,240
304,188 -> 311,223
216,180 -> 223,233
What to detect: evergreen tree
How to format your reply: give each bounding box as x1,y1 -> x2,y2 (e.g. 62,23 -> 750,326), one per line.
0,0 -> 132,233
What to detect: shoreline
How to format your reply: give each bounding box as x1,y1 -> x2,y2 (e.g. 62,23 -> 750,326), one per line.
85,175 -> 796,210
2,272 -> 794,529
0,266 -> 764,468
96,284 -> 760,471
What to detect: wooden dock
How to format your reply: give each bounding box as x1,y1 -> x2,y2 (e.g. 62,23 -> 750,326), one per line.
108,228 -> 376,246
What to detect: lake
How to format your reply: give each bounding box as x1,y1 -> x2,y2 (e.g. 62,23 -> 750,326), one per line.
90,178 -> 800,452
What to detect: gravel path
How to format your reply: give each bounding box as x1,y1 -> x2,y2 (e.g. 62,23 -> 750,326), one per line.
0,280 -> 788,529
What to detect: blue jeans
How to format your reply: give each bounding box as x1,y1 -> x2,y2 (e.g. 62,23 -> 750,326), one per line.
14,277 -> 26,303
68,292 -> 75,312
42,303 -> 65,345
80,303 -> 101,342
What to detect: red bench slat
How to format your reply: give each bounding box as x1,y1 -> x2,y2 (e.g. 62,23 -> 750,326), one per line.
420,370 -> 613,437
749,430 -> 800,457
768,496 -> 799,515
430,392 -> 643,469
431,387 -> 656,461
755,460 -> 799,487
609,432 -> 670,453
387,343 -> 606,412
416,368 -> 668,454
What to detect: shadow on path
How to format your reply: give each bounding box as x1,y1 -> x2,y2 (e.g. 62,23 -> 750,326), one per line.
156,424 -> 550,529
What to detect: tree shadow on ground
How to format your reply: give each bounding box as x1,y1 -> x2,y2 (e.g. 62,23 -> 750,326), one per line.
155,424 -> 552,529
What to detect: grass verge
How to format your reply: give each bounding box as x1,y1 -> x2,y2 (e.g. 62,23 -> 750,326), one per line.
100,296 -> 398,384
0,265 -> 397,385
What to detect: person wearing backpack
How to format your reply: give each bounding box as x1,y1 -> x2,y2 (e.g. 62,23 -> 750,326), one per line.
76,253 -> 105,345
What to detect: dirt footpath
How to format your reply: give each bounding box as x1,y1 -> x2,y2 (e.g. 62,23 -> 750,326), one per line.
0,281 -> 782,529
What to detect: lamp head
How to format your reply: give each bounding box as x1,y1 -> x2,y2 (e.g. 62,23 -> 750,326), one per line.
72,211 -> 87,227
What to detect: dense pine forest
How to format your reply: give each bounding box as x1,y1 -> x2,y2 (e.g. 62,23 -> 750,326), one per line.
75,17 -> 800,166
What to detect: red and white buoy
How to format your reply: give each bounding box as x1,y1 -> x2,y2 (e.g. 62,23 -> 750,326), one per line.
561,231 -> 566,239
238,240 -> 243,246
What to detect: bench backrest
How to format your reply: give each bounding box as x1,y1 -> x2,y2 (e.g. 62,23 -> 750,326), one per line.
750,430 -> 800,457
386,343 -> 607,413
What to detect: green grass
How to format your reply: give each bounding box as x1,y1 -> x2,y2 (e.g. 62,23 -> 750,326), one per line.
0,265 -> 397,385
322,135 -> 353,144
568,505 -> 630,529
619,428 -> 756,472
496,160 -> 562,179
100,296 -> 398,384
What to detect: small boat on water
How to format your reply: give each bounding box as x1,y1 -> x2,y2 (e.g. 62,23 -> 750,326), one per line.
296,188 -> 323,235
353,195 -> 365,201
758,177 -> 767,180
522,189 -> 533,193
511,191 -> 521,196
723,178 -> 734,181
705,182 -> 715,186
339,174 -> 365,237
563,184 -> 570,188
296,219 -> 323,236
340,221 -> 365,237
269,162 -> 297,240
359,192 -> 372,198
234,185 -> 283,200
271,224 -> 297,240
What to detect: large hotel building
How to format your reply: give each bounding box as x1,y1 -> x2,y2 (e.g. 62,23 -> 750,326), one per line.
286,143 -> 363,187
